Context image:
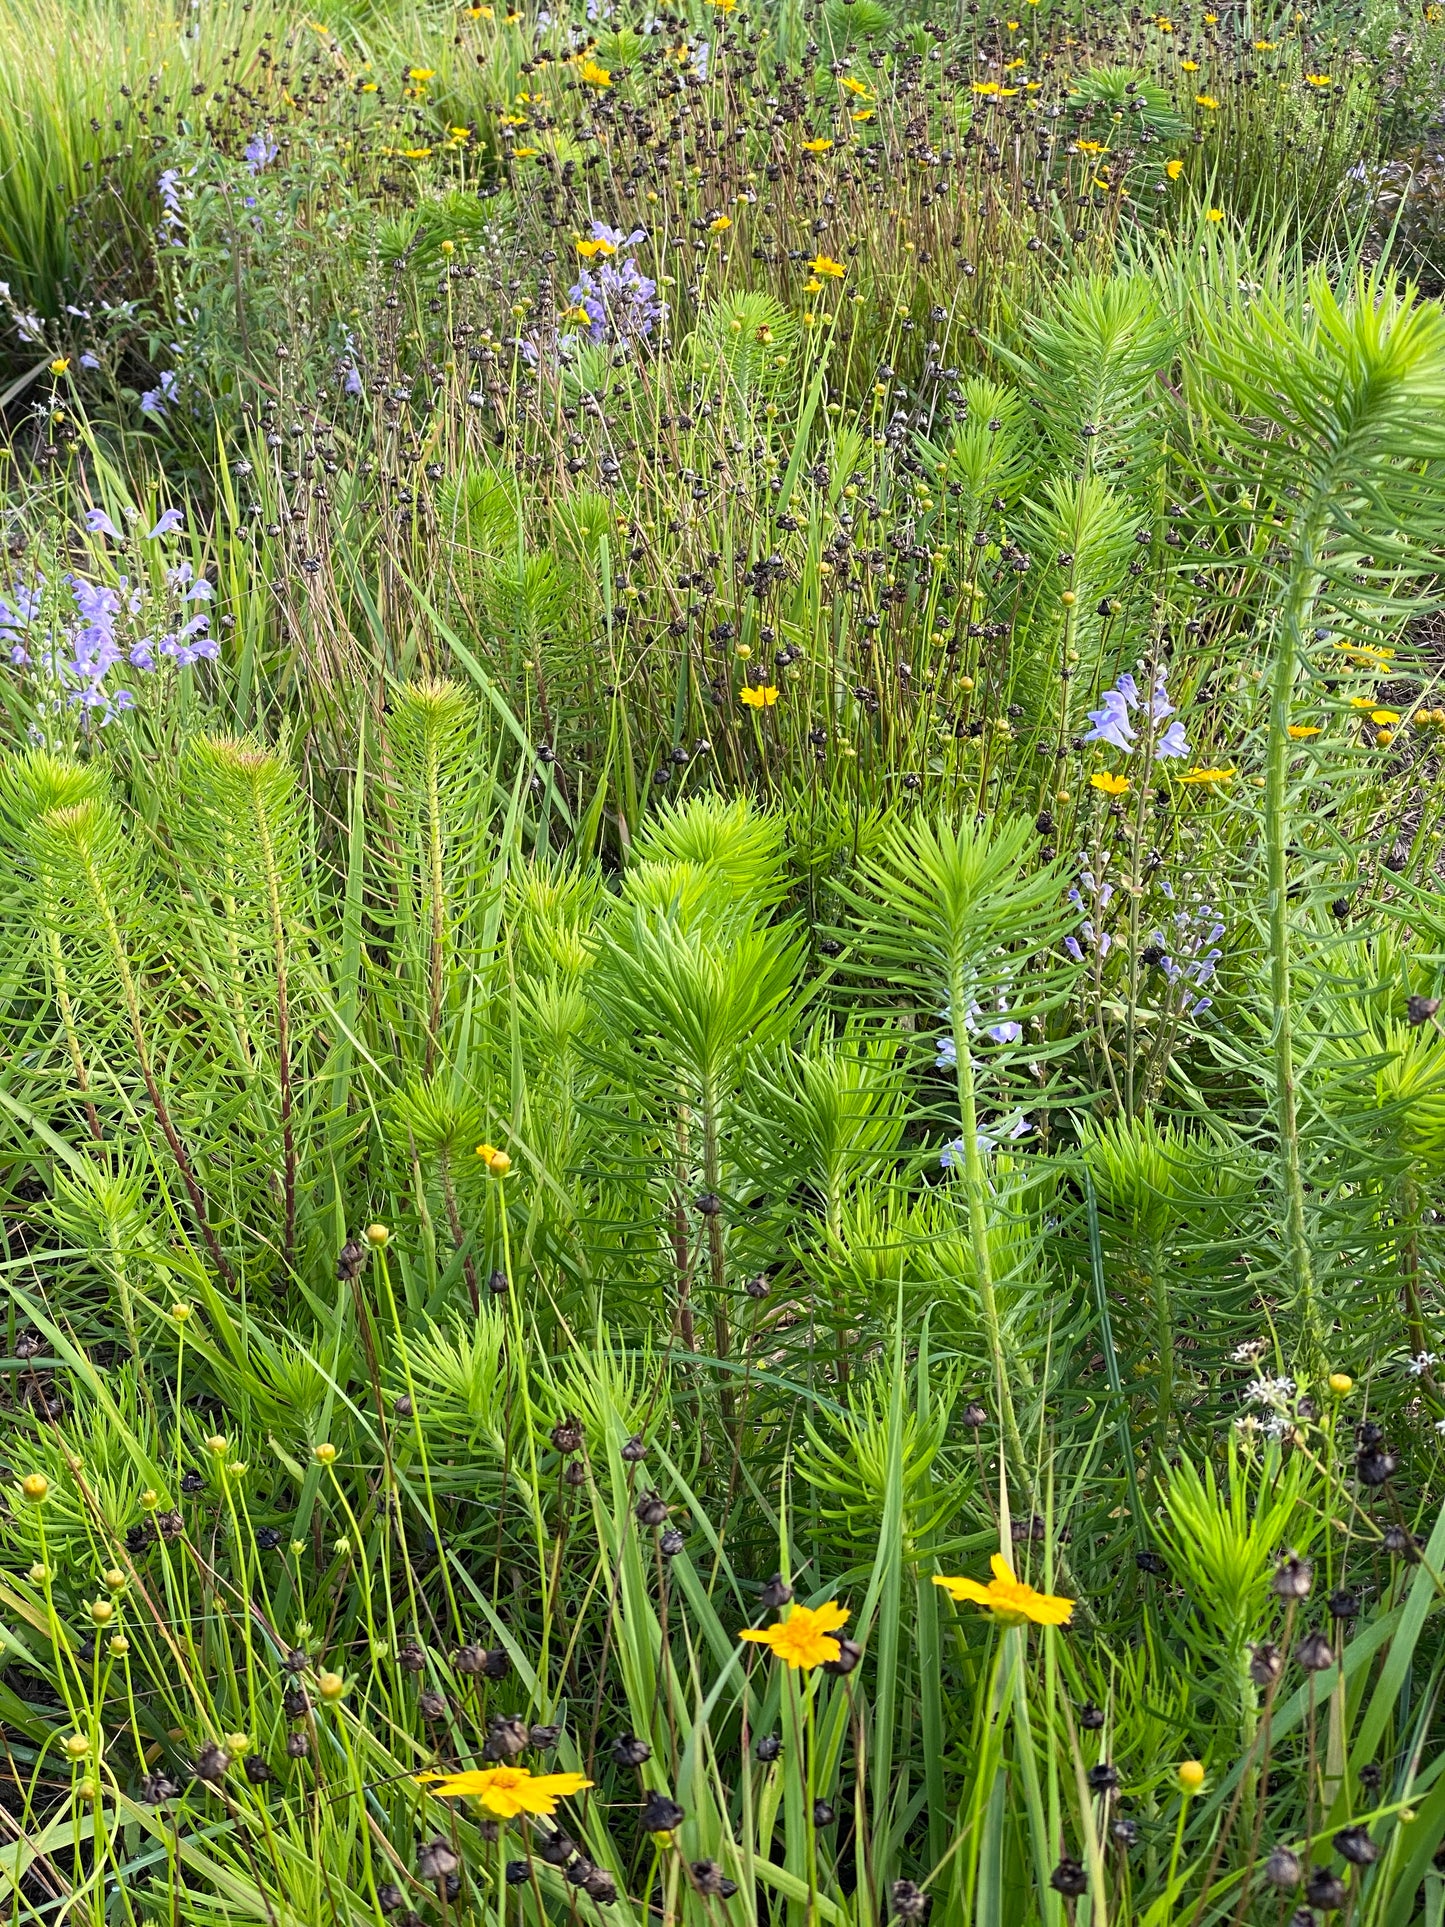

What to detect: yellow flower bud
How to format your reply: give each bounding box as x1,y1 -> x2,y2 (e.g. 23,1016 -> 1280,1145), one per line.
64,1733 -> 91,1760
103,1569 -> 126,1592
314,1442 -> 338,1465
317,1671 -> 347,1701
89,1599 -> 115,1625
365,1223 -> 390,1247
20,1473 -> 49,1504
1328,1372 -> 1353,1396
1178,1760 -> 1205,1792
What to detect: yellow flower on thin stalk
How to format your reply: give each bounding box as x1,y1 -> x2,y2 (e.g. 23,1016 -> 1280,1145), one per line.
1195,93 -> 1219,108
1177,766 -> 1236,785
1287,725 -> 1322,739
740,1600 -> 849,1668
1306,72 -> 1332,85
933,1555 -> 1074,1627
1205,206 -> 1224,221
810,255 -> 846,277
421,1765 -> 592,1817
741,684 -> 780,709
801,137 -> 833,152
1165,157 -> 1184,179
577,57 -> 612,86
1090,771 -> 1130,796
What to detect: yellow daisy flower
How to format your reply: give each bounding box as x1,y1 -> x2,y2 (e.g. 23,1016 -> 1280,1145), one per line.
933,1556 -> 1074,1627
740,1601 -> 849,1668
420,1766 -> 592,1817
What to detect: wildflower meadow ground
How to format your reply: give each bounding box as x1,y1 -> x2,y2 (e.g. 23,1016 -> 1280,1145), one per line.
6,0 -> 1445,1922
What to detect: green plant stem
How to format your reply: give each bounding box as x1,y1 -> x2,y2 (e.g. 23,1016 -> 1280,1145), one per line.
78,849 -> 236,1290
249,777 -> 296,1274
1151,1228 -> 1173,1472
700,1086 -> 735,1433
1264,550 -> 1322,1368
951,1020 -> 1029,1498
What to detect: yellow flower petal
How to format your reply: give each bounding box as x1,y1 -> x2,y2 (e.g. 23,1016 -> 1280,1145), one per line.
739,1602 -> 850,1669
421,1767 -> 593,1817
934,1560 -> 1074,1626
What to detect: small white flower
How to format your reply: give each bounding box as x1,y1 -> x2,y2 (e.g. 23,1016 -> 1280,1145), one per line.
1243,1375 -> 1295,1408
1408,1351 -> 1439,1378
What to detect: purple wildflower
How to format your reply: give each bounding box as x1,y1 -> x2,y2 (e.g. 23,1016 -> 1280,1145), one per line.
244,132 -> 279,173
942,1114 -> 1031,1166
1083,688 -> 1135,751
85,508 -> 121,539
147,509 -> 185,539
565,255 -> 666,345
